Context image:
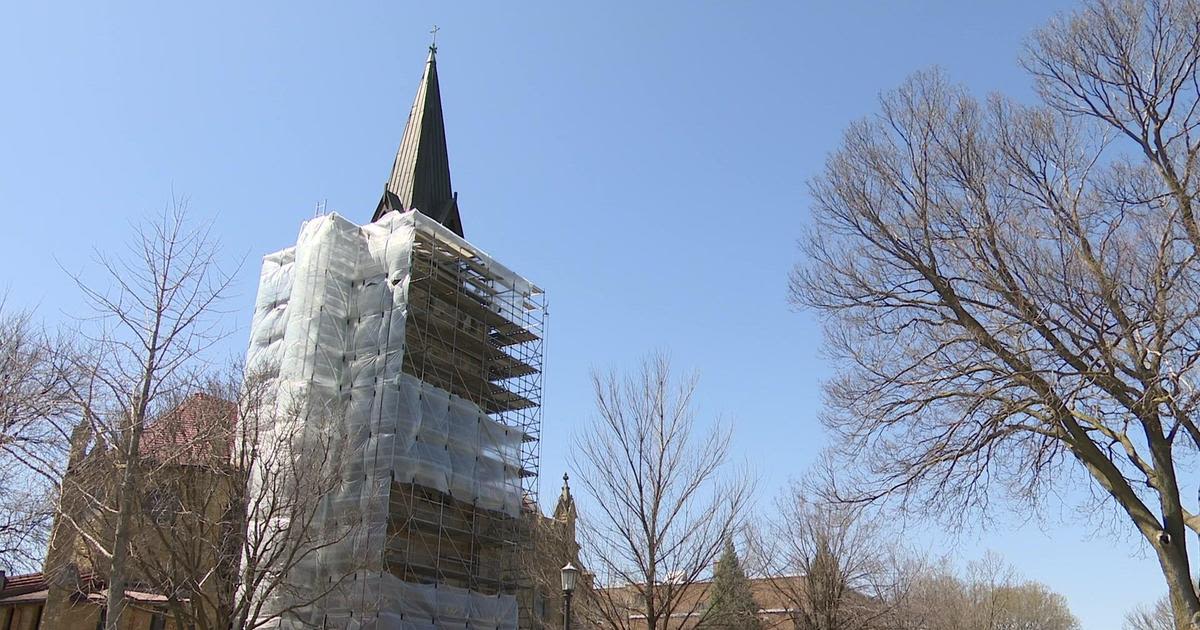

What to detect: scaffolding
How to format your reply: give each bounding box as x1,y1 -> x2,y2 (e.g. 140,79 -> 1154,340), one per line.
244,210 -> 545,629
404,224 -> 545,502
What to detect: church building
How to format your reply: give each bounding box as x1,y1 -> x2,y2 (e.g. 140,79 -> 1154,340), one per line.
0,43 -> 572,630
242,44 -> 549,629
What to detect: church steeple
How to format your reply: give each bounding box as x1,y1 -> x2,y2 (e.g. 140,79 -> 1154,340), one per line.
373,44 -> 463,236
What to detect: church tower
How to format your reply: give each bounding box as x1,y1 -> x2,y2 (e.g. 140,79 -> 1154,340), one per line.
245,45 -> 545,630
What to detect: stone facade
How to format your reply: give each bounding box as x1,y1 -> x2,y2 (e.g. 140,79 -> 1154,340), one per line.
519,474 -> 591,630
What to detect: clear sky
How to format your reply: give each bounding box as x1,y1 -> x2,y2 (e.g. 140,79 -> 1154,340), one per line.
0,1 -> 1171,627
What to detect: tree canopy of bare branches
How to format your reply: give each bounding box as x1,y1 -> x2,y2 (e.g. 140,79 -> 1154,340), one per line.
790,0 -> 1200,626
752,490 -> 910,630
230,376 -> 362,630
53,202 -> 236,630
900,554 -> 1080,630
0,306 -> 73,571
1128,596 -> 1178,630
572,354 -> 752,630
116,370 -> 360,630
35,203 -> 358,630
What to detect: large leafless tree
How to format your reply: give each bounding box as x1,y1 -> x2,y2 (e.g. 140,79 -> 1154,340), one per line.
571,354 -> 752,630
43,204 -> 360,630
54,202 -> 236,630
791,0 -> 1200,626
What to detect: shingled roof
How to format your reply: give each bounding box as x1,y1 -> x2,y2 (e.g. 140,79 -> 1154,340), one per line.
0,572 -> 48,599
372,45 -> 463,237
140,393 -> 237,467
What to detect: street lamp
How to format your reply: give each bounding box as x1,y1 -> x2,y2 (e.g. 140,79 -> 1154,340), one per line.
561,562 -> 579,630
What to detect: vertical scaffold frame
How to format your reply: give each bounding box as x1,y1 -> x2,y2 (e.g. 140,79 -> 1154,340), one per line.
388,213 -> 546,599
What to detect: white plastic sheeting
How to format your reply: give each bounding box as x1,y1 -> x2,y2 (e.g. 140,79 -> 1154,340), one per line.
244,211 -> 526,629
296,575 -> 518,630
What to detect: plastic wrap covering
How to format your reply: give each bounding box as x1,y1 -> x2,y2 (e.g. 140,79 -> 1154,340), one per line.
244,211 -> 536,628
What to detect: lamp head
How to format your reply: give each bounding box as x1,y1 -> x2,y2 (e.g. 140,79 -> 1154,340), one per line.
561,562 -> 580,593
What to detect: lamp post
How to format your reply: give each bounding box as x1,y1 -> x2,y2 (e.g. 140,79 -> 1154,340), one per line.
561,562 -> 579,630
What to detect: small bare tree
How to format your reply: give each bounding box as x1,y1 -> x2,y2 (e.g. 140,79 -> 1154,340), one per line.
228,375 -> 362,630
791,1 -> 1200,626
124,370 -> 361,630
751,486 -> 912,630
572,354 -> 752,630
123,385 -> 243,630
44,204 -> 357,629
1128,596 -> 1178,630
897,554 -> 1079,630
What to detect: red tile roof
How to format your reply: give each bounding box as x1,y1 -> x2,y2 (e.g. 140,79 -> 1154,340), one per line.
0,572 -> 47,598
141,393 -> 237,466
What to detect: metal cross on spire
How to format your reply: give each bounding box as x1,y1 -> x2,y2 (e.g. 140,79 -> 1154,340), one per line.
429,25 -> 440,53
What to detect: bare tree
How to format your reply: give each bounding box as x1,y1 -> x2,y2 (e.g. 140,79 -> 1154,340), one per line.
40,203 -> 367,630
120,370 -> 360,630
897,554 -> 1079,630
0,306 -> 73,572
986,583 -> 1079,630
791,1 -> 1200,625
1025,5 -> 1200,623
228,374 -> 364,630
965,554 -> 1079,630
750,487 -> 911,630
1128,596 -> 1178,630
119,384 -> 242,630
49,202 -> 236,630
571,354 -> 752,630
893,559 -> 966,630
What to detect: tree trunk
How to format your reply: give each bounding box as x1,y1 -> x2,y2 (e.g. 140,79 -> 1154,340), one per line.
1154,543 -> 1200,630
105,405 -> 146,630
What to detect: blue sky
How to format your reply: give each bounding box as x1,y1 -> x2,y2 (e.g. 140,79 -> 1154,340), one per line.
0,1 -> 1171,627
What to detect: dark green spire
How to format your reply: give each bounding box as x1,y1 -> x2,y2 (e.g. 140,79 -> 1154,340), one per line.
373,45 -> 463,236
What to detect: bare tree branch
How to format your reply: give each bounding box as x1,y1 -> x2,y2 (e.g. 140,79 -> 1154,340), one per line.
793,3 -> 1200,623
572,353 -> 753,630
